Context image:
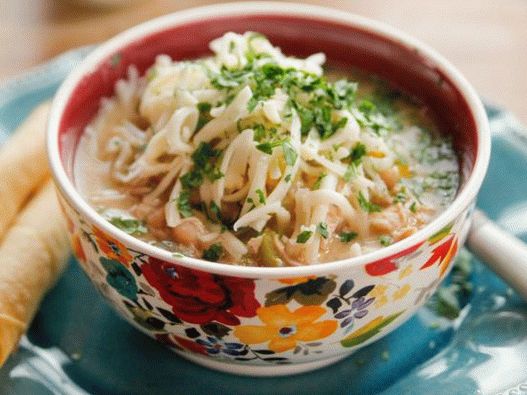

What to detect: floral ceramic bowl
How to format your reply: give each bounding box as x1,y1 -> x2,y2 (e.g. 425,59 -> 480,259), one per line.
47,2 -> 490,376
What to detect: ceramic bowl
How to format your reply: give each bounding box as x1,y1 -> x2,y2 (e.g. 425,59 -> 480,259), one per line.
47,2 -> 490,376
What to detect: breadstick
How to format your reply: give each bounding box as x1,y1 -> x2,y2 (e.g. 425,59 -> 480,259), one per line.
0,102 -> 50,240
0,181 -> 70,366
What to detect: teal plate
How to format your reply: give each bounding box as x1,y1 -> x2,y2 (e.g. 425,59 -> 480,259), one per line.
1,48 -> 526,395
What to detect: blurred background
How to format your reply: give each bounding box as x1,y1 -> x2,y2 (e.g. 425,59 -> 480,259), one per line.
1,0 -> 525,123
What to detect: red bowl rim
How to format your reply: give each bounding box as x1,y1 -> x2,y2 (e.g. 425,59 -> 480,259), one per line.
47,1 -> 491,279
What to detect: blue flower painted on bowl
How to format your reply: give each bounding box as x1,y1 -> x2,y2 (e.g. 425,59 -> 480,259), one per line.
196,336 -> 246,356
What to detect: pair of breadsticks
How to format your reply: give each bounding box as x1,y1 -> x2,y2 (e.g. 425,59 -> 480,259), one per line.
0,103 -> 71,366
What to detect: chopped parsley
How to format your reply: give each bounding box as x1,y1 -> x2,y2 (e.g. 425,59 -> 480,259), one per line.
202,243 -> 224,262
317,222 -> 329,239
196,102 -> 212,130
313,172 -> 327,190
358,191 -> 381,213
209,56 -> 359,141
256,138 -> 297,167
339,231 -> 358,243
209,201 -> 222,222
282,140 -> 298,166
409,202 -> 418,213
296,230 -> 313,244
393,189 -> 407,203
109,217 -> 147,235
192,143 -> 221,172
342,142 -> 366,182
253,123 -> 266,141
256,139 -> 284,155
343,163 -> 359,182
176,191 -> 193,218
354,99 -> 395,135
348,142 -> 367,164
255,189 -> 266,204
379,235 -> 392,246
181,142 -> 224,190
427,249 -> 473,320
284,174 -> 292,182
181,170 -> 203,189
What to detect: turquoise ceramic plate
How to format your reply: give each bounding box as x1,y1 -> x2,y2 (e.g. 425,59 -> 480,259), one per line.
1,48 -> 526,395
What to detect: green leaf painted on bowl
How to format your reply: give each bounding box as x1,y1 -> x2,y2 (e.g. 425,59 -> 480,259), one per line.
100,257 -> 138,301
340,311 -> 404,348
428,223 -> 453,244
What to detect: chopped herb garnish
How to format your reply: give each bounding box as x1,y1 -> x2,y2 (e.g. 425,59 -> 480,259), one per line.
256,138 -> 297,167
177,191 -> 193,218
109,217 -> 147,235
344,163 -> 359,182
431,288 -> 461,320
296,230 -> 313,243
180,169 -> 203,189
313,172 -> 327,190
209,58 -> 359,141
358,192 -> 381,213
393,190 -> 407,203
359,99 -> 376,113
295,104 -> 315,135
202,243 -> 224,262
210,67 -> 248,89
409,202 -> 418,213
333,116 -> 348,132
348,142 -> 367,164
354,99 -> 395,135
317,222 -> 329,239
253,123 -> 266,141
209,201 -> 222,222
282,140 -> 297,166
330,79 -> 358,107
192,142 -> 220,168
256,139 -> 284,155
427,249 -> 473,320
197,102 -> 212,113
255,189 -> 266,204
180,143 -> 224,190
379,235 -> 392,246
284,174 -> 292,182
339,231 -> 358,243
197,102 -> 212,130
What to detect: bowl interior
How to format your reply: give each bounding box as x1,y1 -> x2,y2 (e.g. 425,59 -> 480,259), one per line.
57,13 -> 478,189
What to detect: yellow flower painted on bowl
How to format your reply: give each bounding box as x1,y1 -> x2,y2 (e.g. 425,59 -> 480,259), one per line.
92,226 -> 133,267
398,265 -> 413,280
233,305 -> 337,353
393,284 -> 411,301
369,284 -> 389,308
278,276 -> 316,285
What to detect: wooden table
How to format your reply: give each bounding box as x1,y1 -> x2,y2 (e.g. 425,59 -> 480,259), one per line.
1,0 -> 526,124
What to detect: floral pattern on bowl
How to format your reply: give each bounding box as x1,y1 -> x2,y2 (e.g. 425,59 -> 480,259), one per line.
58,190 -> 470,368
